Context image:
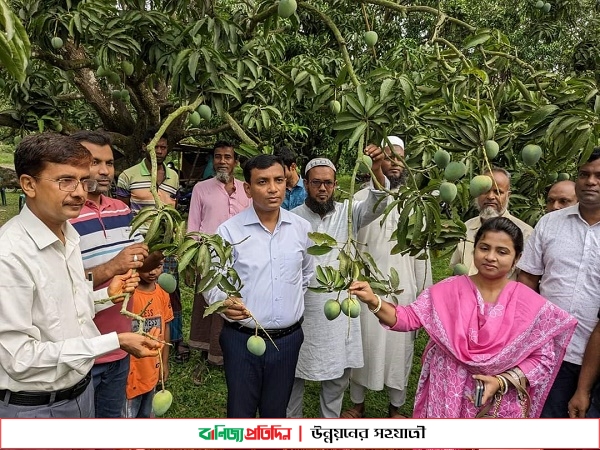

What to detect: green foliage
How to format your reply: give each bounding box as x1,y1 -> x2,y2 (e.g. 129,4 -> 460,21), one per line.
0,0 -> 598,260
0,0 -> 30,83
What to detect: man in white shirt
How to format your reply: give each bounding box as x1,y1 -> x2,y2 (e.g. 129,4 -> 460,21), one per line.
519,147 -> 600,418
0,133 -> 159,418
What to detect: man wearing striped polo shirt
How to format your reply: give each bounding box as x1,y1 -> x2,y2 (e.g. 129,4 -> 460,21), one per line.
116,128 -> 187,362
70,130 -> 154,418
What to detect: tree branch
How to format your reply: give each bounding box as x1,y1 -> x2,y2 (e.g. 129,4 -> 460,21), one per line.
360,0 -> 476,33
223,112 -> 257,146
246,3 -> 279,36
299,2 -> 360,87
187,123 -> 231,137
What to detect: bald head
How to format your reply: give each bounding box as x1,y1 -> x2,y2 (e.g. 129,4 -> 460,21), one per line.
546,180 -> 577,213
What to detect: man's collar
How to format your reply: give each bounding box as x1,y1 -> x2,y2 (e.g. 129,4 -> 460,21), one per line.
139,160 -> 170,178
20,204 -> 79,250
244,205 -> 291,227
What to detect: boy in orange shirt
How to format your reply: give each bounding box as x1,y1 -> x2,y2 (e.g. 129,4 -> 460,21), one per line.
123,260 -> 173,418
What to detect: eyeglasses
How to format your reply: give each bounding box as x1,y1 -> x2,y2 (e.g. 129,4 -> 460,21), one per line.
308,180 -> 335,188
33,177 -> 98,192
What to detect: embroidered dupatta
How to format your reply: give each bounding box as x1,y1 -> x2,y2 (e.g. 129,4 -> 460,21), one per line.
410,275 -> 576,418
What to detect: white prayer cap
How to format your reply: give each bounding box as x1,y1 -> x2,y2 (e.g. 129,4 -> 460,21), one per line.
305,157 -> 337,175
380,136 -> 405,149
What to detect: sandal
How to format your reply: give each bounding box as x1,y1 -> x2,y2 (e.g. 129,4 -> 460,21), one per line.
341,403 -> 365,418
173,342 -> 190,363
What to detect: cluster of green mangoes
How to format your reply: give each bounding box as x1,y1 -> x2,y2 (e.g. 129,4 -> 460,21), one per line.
188,105 -> 212,126
435,140 -> 546,204
323,297 -> 361,320
535,1 -> 552,13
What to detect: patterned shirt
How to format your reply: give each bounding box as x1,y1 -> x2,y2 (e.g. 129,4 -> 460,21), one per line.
116,160 -> 179,213
69,195 -> 143,364
282,178 -> 306,211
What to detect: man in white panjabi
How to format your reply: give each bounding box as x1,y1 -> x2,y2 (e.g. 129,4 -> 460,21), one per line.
287,146 -> 389,418
342,136 -> 432,418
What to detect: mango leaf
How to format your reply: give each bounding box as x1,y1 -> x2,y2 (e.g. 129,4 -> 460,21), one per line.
307,245 -> 333,256
308,286 -> 332,293
463,32 -> 491,49
389,267 -> 400,290
202,299 -> 228,318
308,232 -> 337,246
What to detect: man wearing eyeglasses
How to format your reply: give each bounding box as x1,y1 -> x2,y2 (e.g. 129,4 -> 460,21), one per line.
0,133 -> 160,418
288,145 -> 389,418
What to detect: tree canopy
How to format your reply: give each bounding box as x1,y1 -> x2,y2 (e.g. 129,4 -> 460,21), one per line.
1,0 -> 599,251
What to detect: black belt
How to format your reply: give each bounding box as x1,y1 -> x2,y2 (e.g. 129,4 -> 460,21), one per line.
225,317 -> 303,339
0,372 -> 92,407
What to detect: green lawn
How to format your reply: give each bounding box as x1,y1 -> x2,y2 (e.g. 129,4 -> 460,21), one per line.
0,179 -> 453,418
0,144 -> 15,166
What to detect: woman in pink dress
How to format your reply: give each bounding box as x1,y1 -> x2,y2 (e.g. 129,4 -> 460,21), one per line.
350,216 -> 576,418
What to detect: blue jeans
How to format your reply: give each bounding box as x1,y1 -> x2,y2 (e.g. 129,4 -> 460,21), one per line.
91,356 -> 130,418
541,360 -> 580,418
123,388 -> 155,418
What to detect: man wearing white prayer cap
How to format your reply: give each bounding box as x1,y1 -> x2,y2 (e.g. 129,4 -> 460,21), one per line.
287,143 -> 390,418
343,135 -> 433,419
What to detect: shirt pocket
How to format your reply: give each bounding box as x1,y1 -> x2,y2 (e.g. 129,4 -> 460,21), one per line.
282,252 -> 302,285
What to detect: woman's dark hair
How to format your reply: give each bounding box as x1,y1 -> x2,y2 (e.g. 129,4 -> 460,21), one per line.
242,154 -> 284,183
474,216 -> 524,256
15,132 -> 92,178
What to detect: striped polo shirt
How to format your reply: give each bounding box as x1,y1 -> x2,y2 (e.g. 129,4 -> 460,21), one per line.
70,195 -> 143,364
116,160 -> 179,213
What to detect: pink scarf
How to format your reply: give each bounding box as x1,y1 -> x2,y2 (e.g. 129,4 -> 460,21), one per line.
410,275 -> 576,418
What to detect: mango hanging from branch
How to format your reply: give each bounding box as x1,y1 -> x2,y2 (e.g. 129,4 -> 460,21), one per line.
278,0 -> 297,18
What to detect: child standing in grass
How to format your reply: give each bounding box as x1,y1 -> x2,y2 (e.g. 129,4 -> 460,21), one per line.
123,260 -> 173,418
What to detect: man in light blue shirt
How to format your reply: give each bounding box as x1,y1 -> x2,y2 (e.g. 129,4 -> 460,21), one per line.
204,154 -> 314,418
274,146 -> 307,210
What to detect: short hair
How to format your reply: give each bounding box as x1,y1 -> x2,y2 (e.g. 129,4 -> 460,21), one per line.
585,146 -> 600,164
483,166 -> 511,185
242,154 -> 285,183
71,130 -> 113,147
143,126 -> 168,145
273,146 -> 298,168
15,133 -> 92,178
474,216 -> 524,256
213,140 -> 237,158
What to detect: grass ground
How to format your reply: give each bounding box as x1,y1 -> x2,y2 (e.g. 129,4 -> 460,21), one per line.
0,165 -> 453,419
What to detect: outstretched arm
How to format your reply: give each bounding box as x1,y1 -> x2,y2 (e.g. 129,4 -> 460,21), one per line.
349,280 -> 422,331
569,320 -> 600,417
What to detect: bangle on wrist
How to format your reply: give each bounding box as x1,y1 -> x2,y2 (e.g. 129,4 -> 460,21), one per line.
369,294 -> 382,314
496,375 -> 508,395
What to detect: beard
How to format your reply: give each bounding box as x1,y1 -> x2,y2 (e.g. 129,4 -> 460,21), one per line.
305,195 -> 335,216
214,170 -> 231,183
388,171 -> 408,190
479,206 -> 501,220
